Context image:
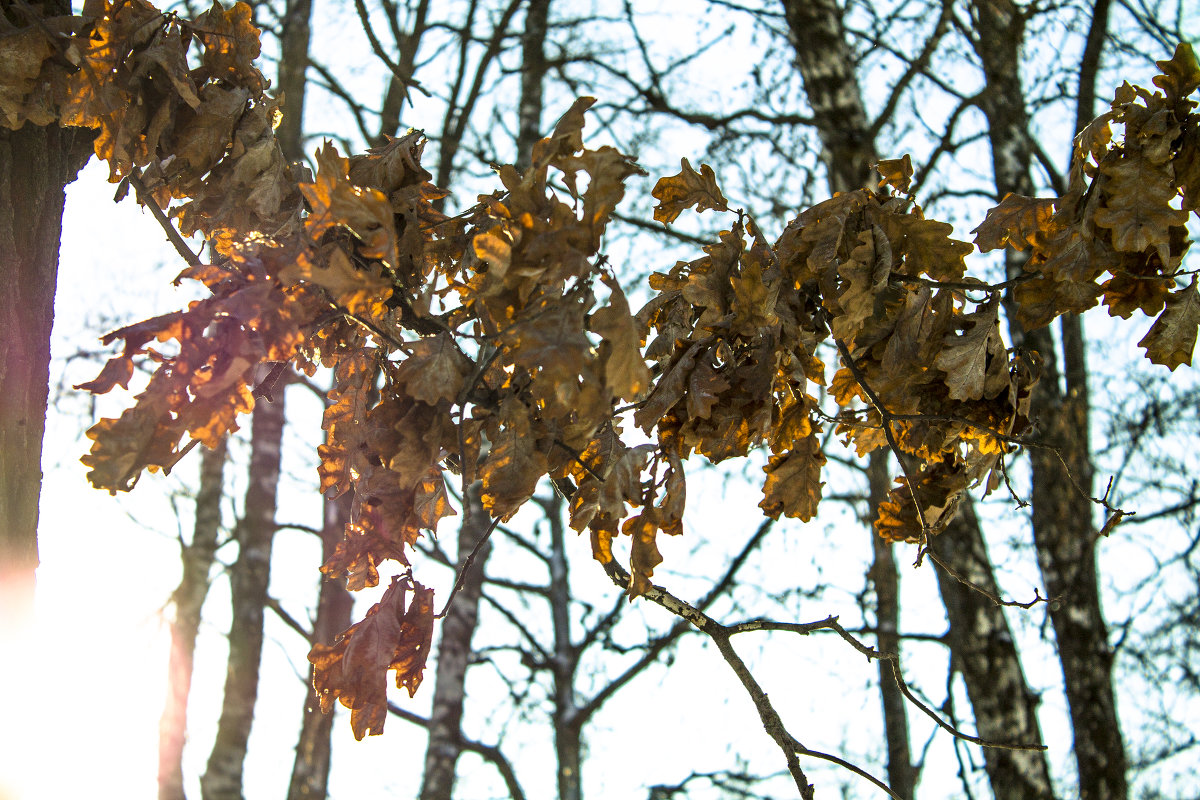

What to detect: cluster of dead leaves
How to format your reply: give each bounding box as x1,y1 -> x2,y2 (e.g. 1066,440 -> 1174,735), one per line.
974,44 -> 1200,370
5,0 -> 1198,737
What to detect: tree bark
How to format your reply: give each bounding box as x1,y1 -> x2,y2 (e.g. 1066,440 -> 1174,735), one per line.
867,456 -> 916,800
276,0 -> 314,164
0,0 -> 92,612
780,5 -> 915,792
159,440 -> 228,800
375,0 -> 431,144
969,3 -> 1127,797
287,493 -> 353,800
418,483 -> 491,800
933,503 -> 1056,799
545,493 -> 582,800
201,392 -> 286,800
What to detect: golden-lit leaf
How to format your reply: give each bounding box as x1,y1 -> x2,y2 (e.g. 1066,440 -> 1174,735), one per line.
624,512 -> 662,598
971,194 -> 1056,252
309,577 -> 434,740
480,400 -> 549,520
875,155 -> 913,193
195,1 -> 264,93
652,158 -> 729,224
1139,276 -> 1200,370
1153,42 -> 1200,102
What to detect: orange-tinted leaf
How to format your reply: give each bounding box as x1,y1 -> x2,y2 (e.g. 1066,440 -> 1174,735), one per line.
1139,276 -> 1200,370
624,512 -> 662,598
652,158 -> 729,224
971,194 -> 1056,252
309,577 -> 435,739
195,1 -> 264,93
479,400 -> 549,520
1153,42 -> 1200,102
875,155 -> 913,193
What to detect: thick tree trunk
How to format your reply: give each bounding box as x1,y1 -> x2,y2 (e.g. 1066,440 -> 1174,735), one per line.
0,44 -> 91,617
159,441 -> 228,800
287,494 -> 353,800
779,0 -> 874,195
418,483 -> 491,800
201,393 -> 286,800
969,3 -> 1127,796
933,503 -> 1056,799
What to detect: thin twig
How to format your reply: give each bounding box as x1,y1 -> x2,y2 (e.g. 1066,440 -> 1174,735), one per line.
435,515 -> 501,618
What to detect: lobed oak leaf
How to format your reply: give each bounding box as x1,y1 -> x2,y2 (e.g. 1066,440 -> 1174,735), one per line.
1094,154 -> 1188,265
392,334 -> 470,406
933,297 -> 1007,401
1153,42 -> 1200,103
1139,276 -> 1200,370
532,96 -> 595,165
892,215 -> 972,282
652,158 -> 729,224
309,577 -> 434,740
971,194 -> 1056,252
302,143 -> 398,265
759,434 -> 825,522
624,512 -> 663,598
480,400 -> 550,520
874,458 -> 969,543
195,0 -> 264,94
74,355 -> 135,395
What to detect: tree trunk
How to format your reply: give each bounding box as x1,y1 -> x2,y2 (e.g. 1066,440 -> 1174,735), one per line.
780,4 -> 915,792
287,494 -> 353,800
545,493 -> 582,800
933,502 -> 1056,799
418,483 -> 491,800
0,1 -> 92,612
375,0 -> 431,144
969,2 -> 1127,796
201,392 -> 286,800
159,440 -> 228,800
867,456 -> 915,800
276,0 -> 314,165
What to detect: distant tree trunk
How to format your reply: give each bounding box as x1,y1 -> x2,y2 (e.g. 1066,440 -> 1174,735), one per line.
418,483 -> 491,800
933,503 -> 1056,799
0,0 -> 92,613
867,457 -> 915,799
375,0 -> 431,144
276,0 -> 313,164
544,493 -> 582,800
515,0 -> 551,171
159,441 -> 228,800
287,494 -> 353,800
201,391 -> 286,800
780,5 -> 914,793
969,2 -> 1127,796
